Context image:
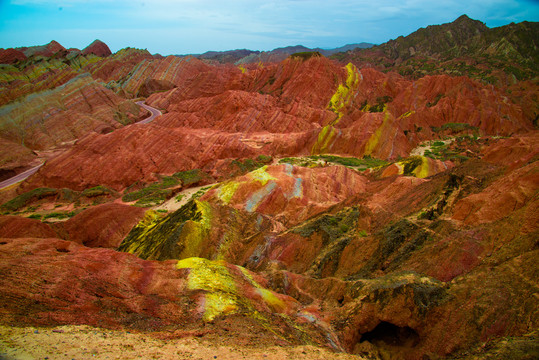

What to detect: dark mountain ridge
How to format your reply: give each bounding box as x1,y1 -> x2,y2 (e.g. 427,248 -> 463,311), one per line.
189,43 -> 374,64
333,14 -> 538,84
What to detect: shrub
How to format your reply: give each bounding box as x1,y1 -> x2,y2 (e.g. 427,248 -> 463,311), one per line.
81,185 -> 115,198
42,211 -> 75,220
290,51 -> 322,61
1,188 -> 58,212
173,169 -> 209,186
256,154 -> 272,163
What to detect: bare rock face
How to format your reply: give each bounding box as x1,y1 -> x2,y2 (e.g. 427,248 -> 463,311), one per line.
0,138 -> 38,181
84,47 -> 154,83
202,164 -> 367,225
136,78 -> 176,98
82,39 -> 112,57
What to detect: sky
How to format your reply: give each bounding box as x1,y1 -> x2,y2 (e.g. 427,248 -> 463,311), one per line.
0,0 -> 538,55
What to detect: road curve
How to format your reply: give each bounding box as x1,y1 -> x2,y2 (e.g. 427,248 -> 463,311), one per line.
136,101 -> 162,124
0,101 -> 162,190
0,163 -> 44,190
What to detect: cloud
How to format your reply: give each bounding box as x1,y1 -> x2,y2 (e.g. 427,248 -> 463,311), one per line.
2,0 -> 538,53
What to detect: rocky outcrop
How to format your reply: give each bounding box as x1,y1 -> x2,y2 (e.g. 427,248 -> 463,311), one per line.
84,47 -> 155,83
336,16 -> 538,85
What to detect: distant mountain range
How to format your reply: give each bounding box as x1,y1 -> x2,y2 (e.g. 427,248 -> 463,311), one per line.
187,43 -> 374,64
333,14 -> 538,83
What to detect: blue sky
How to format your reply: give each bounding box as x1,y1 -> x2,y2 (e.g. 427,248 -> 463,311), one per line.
0,0 -> 538,55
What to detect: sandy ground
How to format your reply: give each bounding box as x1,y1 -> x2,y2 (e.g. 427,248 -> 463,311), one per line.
409,139 -> 453,156
0,325 -> 364,360
154,184 -> 216,213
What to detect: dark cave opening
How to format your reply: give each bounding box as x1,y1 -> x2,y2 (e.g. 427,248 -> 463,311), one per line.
360,321 -> 420,348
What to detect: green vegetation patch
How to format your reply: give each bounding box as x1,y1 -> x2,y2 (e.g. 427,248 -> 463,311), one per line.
422,137 -> 475,162
426,93 -> 445,108
1,188 -> 59,212
172,169 -> 211,187
400,156 -> 424,176
431,122 -> 479,133
313,155 -> 389,169
1,184 -> 119,215
42,211 -> 76,220
123,169 -> 214,207
81,185 -> 116,198
226,157 -> 273,178
361,96 -> 393,113
279,155 -> 388,170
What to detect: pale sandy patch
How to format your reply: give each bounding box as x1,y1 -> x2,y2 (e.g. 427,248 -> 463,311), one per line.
0,325 -> 364,360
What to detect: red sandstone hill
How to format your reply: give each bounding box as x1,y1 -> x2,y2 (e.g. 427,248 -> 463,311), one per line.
16,40 -> 66,57
0,73 -> 147,175
0,48 -> 26,64
82,39 -> 112,57
20,56 -> 534,192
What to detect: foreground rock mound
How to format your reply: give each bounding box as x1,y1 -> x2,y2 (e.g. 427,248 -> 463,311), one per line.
0,237 -> 342,350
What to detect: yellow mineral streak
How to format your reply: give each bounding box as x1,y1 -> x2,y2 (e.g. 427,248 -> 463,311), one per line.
177,201 -> 212,259
249,166 -> 276,185
176,257 -> 289,321
364,107 -> 390,156
177,257 -> 239,321
217,181 -> 241,204
414,156 -> 430,178
313,63 -> 359,155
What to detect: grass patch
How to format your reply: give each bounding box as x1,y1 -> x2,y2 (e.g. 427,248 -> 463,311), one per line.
42,211 -> 75,220
172,169 -> 210,186
123,169 -> 214,207
227,157 -> 273,177
81,185 -> 115,198
189,189 -> 207,202
279,155 -> 389,170
431,123 -> 479,133
312,155 -> 389,169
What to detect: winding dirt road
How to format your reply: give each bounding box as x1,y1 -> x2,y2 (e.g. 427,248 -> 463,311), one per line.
136,101 -> 162,124
0,101 -> 161,190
